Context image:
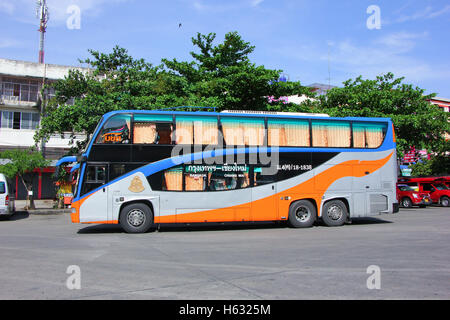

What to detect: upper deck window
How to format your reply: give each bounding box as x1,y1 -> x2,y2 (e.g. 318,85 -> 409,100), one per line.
312,120 -> 351,148
133,114 -> 173,144
267,118 -> 310,147
175,116 -> 218,145
353,122 -> 387,148
221,117 -> 265,146
95,114 -> 131,144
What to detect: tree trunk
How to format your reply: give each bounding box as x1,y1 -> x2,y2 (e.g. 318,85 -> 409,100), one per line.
20,175 -> 36,210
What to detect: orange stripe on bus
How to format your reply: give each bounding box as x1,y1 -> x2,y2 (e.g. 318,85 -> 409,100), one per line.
155,152 -> 393,223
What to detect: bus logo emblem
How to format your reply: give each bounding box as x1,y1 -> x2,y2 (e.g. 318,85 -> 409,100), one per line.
128,176 -> 145,193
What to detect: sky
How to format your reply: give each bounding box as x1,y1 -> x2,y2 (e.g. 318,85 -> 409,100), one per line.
1,0 -> 449,97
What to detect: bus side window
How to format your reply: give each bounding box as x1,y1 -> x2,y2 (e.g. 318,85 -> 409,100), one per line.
254,167 -> 276,186
353,122 -> 387,148
175,116 -> 218,145
312,120 -> 351,148
133,114 -> 174,145
82,164 -> 107,195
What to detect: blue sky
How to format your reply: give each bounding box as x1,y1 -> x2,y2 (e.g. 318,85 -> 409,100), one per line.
1,0 -> 449,97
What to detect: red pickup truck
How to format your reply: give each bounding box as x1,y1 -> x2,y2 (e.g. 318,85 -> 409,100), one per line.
396,184 -> 432,208
398,177 -> 450,207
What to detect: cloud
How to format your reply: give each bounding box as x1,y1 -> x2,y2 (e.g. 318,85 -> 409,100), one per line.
251,0 -> 264,7
0,38 -> 22,49
0,1 -> 15,15
277,31 -> 448,84
396,5 -> 450,23
192,0 -> 263,12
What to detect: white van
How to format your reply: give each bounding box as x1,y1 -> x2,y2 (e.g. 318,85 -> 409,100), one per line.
0,173 -> 15,218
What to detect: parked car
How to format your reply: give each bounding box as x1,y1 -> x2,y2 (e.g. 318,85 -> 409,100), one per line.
398,177 -> 450,207
396,184 -> 432,208
0,173 -> 15,218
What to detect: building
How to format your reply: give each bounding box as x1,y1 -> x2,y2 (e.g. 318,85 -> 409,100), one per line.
0,58 -> 88,199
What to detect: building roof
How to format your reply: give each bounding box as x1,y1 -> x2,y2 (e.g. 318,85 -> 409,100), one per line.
0,58 -> 90,80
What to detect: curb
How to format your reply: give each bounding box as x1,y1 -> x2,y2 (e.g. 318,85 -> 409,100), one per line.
25,209 -> 71,215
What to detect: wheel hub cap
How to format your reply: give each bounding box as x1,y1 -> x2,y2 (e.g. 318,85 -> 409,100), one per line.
127,209 -> 145,227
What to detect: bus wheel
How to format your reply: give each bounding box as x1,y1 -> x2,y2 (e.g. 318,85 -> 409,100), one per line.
120,203 -> 153,233
288,200 -> 316,228
401,197 -> 413,208
321,200 -> 347,227
440,196 -> 449,207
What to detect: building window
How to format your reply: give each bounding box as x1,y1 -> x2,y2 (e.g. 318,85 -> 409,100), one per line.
0,111 -> 39,130
1,77 -> 39,102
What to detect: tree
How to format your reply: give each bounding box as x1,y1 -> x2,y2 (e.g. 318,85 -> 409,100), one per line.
35,32 -> 313,152
316,73 -> 449,157
163,31 -> 312,111
0,148 -> 50,210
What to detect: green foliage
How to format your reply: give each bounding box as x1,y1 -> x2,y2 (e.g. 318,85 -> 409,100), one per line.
410,155 -> 450,176
316,73 -> 450,156
0,148 -> 49,179
35,32 -> 312,153
0,148 -> 50,209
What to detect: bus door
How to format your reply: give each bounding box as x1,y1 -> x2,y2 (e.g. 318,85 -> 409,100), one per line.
81,163 -> 111,223
251,166 -> 278,221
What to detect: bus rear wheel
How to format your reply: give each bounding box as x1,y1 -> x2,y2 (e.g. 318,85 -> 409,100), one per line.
288,200 -> 316,228
321,200 -> 347,227
120,203 -> 153,233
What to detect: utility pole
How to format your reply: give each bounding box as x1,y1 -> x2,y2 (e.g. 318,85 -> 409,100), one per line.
37,0 -> 49,64
36,0 -> 49,158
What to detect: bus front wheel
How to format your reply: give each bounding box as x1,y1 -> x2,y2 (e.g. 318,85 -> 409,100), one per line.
288,200 -> 316,228
120,203 -> 153,233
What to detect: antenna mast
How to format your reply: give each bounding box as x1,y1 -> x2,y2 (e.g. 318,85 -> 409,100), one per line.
36,0 -> 49,64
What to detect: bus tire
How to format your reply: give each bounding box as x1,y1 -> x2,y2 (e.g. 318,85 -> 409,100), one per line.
440,196 -> 449,207
288,200 -> 316,228
119,203 -> 153,233
321,200 -> 347,227
401,197 -> 413,208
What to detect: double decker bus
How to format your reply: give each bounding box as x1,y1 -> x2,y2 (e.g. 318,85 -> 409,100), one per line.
57,109 -> 398,233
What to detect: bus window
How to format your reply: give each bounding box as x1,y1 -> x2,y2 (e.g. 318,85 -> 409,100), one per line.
268,118 -> 310,147
353,122 -> 387,148
175,116 -> 218,145
133,114 -> 173,145
82,164 -> 107,195
208,165 -> 250,191
312,120 -> 351,148
95,114 -> 131,144
254,167 -> 276,186
221,117 -> 264,146
162,167 -> 183,191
